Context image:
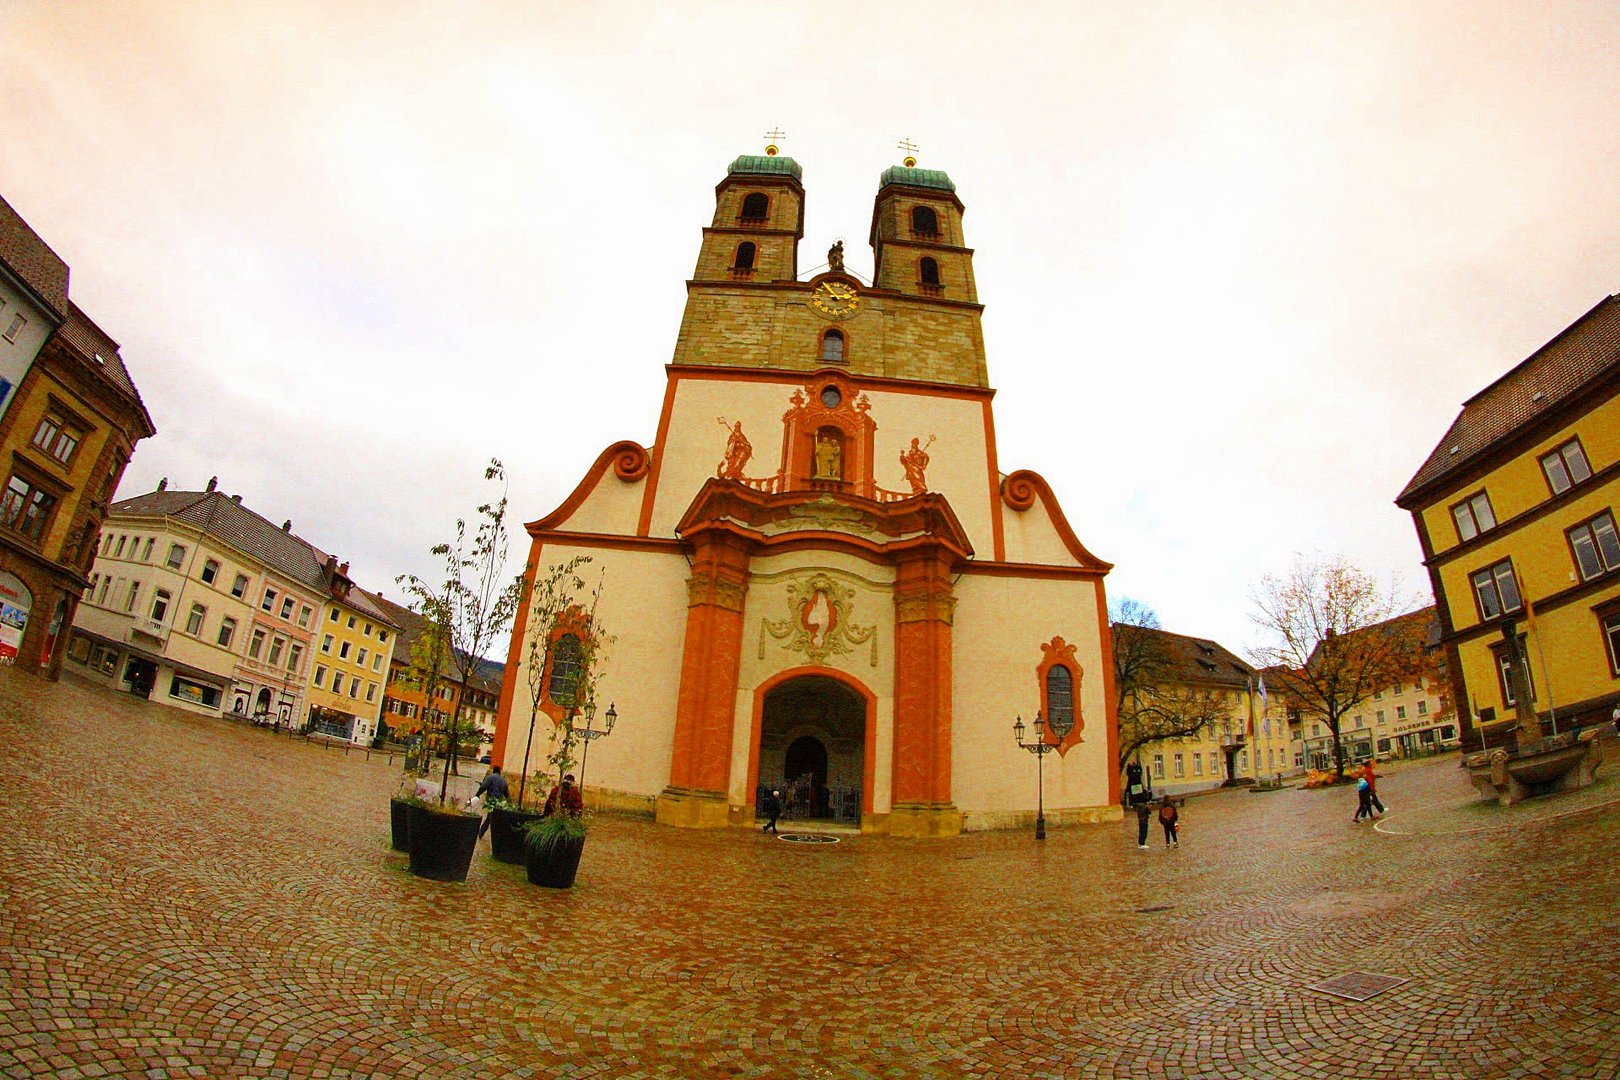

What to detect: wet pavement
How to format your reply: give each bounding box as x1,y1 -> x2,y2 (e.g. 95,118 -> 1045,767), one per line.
1,671 -> 1617,1078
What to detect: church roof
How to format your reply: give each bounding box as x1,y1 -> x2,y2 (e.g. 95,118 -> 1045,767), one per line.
727,154 -> 803,181
879,165 -> 956,193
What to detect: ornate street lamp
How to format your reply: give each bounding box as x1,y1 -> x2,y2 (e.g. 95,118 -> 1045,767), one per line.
1014,707 -> 1072,840
575,701 -> 618,790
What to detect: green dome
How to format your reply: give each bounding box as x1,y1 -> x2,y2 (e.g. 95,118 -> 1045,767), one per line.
879,165 -> 956,192
727,154 -> 803,180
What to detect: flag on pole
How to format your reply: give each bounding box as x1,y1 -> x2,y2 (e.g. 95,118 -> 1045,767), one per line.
1246,677 -> 1256,737
1258,673 -> 1270,735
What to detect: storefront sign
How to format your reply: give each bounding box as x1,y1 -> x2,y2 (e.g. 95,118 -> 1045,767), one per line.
0,571 -> 33,665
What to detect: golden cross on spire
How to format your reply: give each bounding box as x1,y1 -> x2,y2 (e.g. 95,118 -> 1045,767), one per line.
764,127 -> 786,156
898,137 -> 919,167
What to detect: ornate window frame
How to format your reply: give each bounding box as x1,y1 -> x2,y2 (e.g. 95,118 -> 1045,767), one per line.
1036,636 -> 1085,753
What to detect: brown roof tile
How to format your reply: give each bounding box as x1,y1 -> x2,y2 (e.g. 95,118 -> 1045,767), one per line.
1113,625 -> 1255,688
1398,294 -> 1620,505
0,194 -> 68,317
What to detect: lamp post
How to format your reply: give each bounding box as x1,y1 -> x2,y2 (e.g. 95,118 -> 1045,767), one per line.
575,701 -> 617,791
1014,708 -> 1073,840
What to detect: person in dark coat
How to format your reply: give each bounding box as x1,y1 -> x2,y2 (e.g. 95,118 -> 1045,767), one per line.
474,765 -> 510,837
762,789 -> 783,834
1135,799 -> 1153,849
543,774 -> 584,817
1158,796 -> 1180,847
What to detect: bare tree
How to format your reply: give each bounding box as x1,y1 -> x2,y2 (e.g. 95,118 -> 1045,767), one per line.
1249,554 -> 1427,779
398,459 -> 527,805
1112,599 -> 1229,769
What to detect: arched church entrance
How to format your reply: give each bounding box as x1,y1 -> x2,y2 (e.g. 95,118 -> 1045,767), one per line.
756,673 -> 867,825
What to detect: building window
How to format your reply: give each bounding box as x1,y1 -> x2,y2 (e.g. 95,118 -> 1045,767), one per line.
331,672 -> 344,694
1602,612 -> 1620,677
321,634 -> 333,653
329,608 -> 339,622
168,676 -> 221,710
733,241 -> 756,271
1152,754 -> 1164,779
268,637 -> 285,666
910,205 -> 939,237
739,192 -> 768,223
1540,438 -> 1592,495
115,535 -> 127,558
261,588 -> 277,612
1173,753 -> 1185,777
547,632 -> 583,705
1192,752 -> 1203,776
1494,643 -> 1536,707
218,617 -> 236,648
124,581 -> 140,613
819,328 -> 846,363
348,678 -> 359,699
279,596 -> 295,619
1044,665 -> 1074,736
31,416 -> 81,465
1450,491 -> 1496,543
166,544 -> 186,569
201,559 -> 220,585
339,641 -> 351,660
1417,700 -> 1428,715
142,537 -> 154,561
919,256 -> 941,287
248,629 -> 266,660
231,573 -> 248,598
372,653 -> 382,671
1376,709 -> 1385,724
314,665 -> 327,688
379,630 -> 388,643
364,622 -> 373,636
366,682 -> 377,703
1471,560 -> 1522,620
288,643 -> 303,674
357,647 -> 368,666
151,589 -> 172,623
185,603 -> 206,635
1568,511 -> 1620,581
1,475 -> 56,541
1396,705 -> 1407,720
298,605 -> 312,627
3,314 -> 26,342
347,615 -> 357,629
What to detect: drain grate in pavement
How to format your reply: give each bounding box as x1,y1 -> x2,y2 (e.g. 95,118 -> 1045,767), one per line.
1135,905 -> 1175,913
778,833 -> 840,844
1308,971 -> 1409,1001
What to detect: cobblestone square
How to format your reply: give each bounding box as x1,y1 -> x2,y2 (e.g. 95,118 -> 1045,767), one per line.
2,674 -> 1617,1078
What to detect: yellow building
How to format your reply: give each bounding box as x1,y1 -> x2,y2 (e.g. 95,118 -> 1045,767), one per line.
1397,294 -> 1620,746
493,149 -> 1119,835
307,565 -> 398,744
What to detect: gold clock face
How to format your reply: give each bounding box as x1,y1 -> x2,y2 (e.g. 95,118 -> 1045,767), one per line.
810,280 -> 860,320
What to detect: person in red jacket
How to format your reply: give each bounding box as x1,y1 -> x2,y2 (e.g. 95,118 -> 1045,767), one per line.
543,774 -> 584,817
1361,760 -> 1387,815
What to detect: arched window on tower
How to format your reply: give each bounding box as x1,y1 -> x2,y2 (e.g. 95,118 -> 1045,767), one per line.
911,205 -> 939,238
819,328 -> 846,363
733,242 -> 757,275
919,257 -> 941,290
547,633 -> 583,707
1045,665 -> 1074,741
740,192 -> 769,223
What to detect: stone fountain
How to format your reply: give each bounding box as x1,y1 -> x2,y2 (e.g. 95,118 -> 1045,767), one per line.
1464,618 -> 1603,806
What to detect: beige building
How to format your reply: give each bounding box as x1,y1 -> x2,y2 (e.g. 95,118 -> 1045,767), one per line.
492,149 -> 1120,835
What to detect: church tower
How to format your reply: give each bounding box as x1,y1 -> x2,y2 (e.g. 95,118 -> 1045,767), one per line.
691,151 -> 804,284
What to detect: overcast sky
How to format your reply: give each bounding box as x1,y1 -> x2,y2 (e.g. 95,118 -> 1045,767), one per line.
4,2 -> 1618,657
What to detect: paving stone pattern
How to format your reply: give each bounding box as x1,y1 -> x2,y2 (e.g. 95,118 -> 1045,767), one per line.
2,673 -> 1618,1078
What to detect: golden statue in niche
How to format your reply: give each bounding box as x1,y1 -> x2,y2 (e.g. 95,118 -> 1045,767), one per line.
813,432 -> 843,480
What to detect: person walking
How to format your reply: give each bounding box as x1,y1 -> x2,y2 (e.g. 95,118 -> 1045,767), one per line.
1135,799 -> 1153,849
1353,775 -> 1373,822
762,789 -> 783,834
474,765 -> 510,837
1362,760 -> 1387,815
1157,796 -> 1179,847
1125,760 -> 1146,807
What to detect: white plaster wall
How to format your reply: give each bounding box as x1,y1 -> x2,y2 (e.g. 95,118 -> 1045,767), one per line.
648,378 -> 800,536
861,389 -> 994,557
501,542 -> 689,798
999,498 -> 1083,567
950,573 -> 1112,817
551,459 -> 649,535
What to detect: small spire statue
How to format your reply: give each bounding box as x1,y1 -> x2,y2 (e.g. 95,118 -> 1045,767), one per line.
828,240 -> 845,272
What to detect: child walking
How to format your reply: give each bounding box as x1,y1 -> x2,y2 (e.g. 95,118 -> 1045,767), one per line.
1157,796 -> 1179,847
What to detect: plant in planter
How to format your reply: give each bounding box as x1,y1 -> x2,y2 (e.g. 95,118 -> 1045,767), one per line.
522,808 -> 588,889
395,459 -> 527,883
389,782 -> 433,852
483,795 -> 539,865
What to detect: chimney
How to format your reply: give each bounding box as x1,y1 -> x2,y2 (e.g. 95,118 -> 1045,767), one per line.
205,476 -> 218,493
339,561 -> 350,577
282,520 -> 292,532
324,555 -> 337,575
157,477 -> 168,492
230,494 -> 242,504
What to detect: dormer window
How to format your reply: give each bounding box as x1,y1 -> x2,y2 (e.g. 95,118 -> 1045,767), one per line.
739,192 -> 768,224
911,205 -> 939,238
819,328 -> 846,363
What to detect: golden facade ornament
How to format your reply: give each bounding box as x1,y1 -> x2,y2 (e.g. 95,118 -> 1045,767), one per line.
716,418 -> 752,480
778,497 -> 880,536
899,435 -> 935,494
759,572 -> 878,667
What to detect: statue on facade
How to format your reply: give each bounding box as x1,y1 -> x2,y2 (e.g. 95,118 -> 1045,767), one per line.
716,418 -> 752,479
900,435 -> 935,494
813,432 -> 842,480
827,240 -> 845,272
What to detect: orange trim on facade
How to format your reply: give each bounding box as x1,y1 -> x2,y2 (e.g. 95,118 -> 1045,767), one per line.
665,363 -> 996,402
1000,470 -> 1113,571
491,537 -> 543,769
890,547 -> 956,807
529,440 -> 650,534
958,561 -> 1106,580
744,665 -> 879,816
667,530 -> 751,796
982,399 -> 1006,562
638,379 -> 681,537
536,604 -> 593,728
1095,585 -> 1121,806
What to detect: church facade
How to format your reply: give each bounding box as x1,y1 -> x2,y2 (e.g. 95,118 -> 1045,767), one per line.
491,151 -> 1120,836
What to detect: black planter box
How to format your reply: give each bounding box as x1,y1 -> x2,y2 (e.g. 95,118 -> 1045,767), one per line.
487,806 -> 541,865
525,833 -> 586,889
406,802 -> 481,882
389,798 -> 412,852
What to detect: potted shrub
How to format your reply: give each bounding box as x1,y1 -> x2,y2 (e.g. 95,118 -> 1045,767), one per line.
389,783 -> 426,852
522,811 -> 587,889
406,795 -> 483,882
485,796 -> 541,865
